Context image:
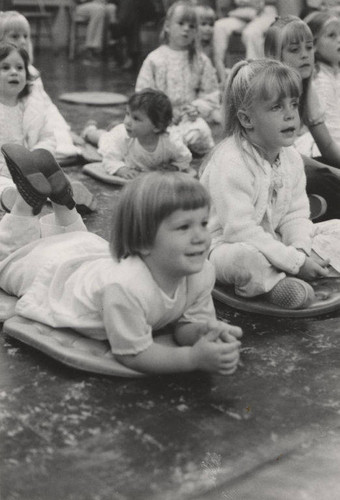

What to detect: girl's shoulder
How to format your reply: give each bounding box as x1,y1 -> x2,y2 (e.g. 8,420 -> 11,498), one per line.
143,45 -> 170,61
105,256 -> 158,297
210,136 -> 246,165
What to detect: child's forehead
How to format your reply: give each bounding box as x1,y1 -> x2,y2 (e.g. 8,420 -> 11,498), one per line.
127,105 -> 148,117
171,6 -> 196,23
199,15 -> 215,24
286,35 -> 313,46
5,20 -> 29,34
321,18 -> 340,33
284,24 -> 313,45
1,50 -> 23,63
261,92 -> 298,104
165,205 -> 209,221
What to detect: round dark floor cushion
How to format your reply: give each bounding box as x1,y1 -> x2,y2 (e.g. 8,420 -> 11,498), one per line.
59,91 -> 128,106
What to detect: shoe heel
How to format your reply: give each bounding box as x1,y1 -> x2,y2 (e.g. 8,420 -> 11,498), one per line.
48,171 -> 75,209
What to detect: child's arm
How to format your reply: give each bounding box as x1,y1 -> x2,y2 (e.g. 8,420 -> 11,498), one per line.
193,55 -> 219,104
135,55 -> 158,92
277,150 -> 314,253
98,124 -> 132,176
297,254 -> 329,280
167,131 -> 193,172
116,334 -> 240,375
304,80 -> 340,168
174,319 -> 242,346
309,121 -> 340,168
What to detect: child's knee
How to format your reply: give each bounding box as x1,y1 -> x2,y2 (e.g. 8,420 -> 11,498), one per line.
210,243 -> 281,295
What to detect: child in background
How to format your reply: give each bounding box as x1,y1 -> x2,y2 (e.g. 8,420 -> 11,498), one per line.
264,15 -> 340,220
82,89 -> 193,179
0,43 -> 55,211
0,11 -> 85,163
136,1 -> 221,156
196,4 -> 216,63
305,11 -> 340,147
213,0 -> 277,83
0,39 -> 96,212
200,59 -> 330,310
0,143 -> 242,375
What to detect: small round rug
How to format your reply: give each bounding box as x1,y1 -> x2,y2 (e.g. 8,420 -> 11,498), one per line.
59,91 -> 128,106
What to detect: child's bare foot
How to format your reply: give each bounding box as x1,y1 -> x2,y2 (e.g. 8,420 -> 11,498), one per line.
81,120 -> 98,141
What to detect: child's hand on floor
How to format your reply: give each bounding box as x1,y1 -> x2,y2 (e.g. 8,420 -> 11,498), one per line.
297,255 -> 330,281
204,319 -> 243,344
116,166 -> 140,179
191,330 -> 241,375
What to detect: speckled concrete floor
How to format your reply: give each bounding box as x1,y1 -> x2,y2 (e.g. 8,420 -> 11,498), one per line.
1,50 -> 340,500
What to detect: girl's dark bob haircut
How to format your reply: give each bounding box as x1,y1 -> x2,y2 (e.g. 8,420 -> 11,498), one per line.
0,42 -> 32,97
110,171 -> 210,260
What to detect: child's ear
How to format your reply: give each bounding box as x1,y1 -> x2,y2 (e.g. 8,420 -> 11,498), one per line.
139,247 -> 151,257
237,109 -> 253,130
153,126 -> 162,134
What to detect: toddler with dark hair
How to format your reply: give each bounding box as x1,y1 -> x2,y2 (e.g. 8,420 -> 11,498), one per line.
82,88 -> 192,179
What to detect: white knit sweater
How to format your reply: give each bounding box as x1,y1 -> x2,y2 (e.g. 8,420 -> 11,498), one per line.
135,45 -> 219,122
200,136 -> 314,275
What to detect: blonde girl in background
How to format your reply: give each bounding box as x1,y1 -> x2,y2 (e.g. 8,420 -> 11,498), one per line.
195,3 -> 216,63
200,59 -> 329,310
136,1 -> 221,157
0,11 -> 86,163
305,11 -> 340,147
264,15 -> 340,220
0,143 -> 242,375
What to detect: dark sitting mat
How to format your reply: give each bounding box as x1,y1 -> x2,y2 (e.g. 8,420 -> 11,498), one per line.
213,278 -> 340,318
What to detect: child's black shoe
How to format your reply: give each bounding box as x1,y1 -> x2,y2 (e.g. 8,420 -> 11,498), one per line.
1,144 -> 51,215
31,149 -> 76,210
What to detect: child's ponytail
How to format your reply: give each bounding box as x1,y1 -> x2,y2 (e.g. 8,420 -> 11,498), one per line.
223,60 -> 250,137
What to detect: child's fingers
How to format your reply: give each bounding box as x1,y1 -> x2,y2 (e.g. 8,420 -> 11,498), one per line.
316,264 -> 330,277
218,366 -> 238,376
218,342 -> 241,355
225,325 -> 243,339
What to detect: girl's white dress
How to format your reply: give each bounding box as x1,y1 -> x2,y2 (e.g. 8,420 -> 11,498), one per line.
98,124 -> 192,175
30,65 -> 81,160
200,136 -> 314,297
0,213 -> 216,356
136,45 -> 220,155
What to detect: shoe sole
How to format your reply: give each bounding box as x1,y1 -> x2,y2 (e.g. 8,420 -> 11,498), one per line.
1,144 -> 51,215
31,149 -> 75,209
